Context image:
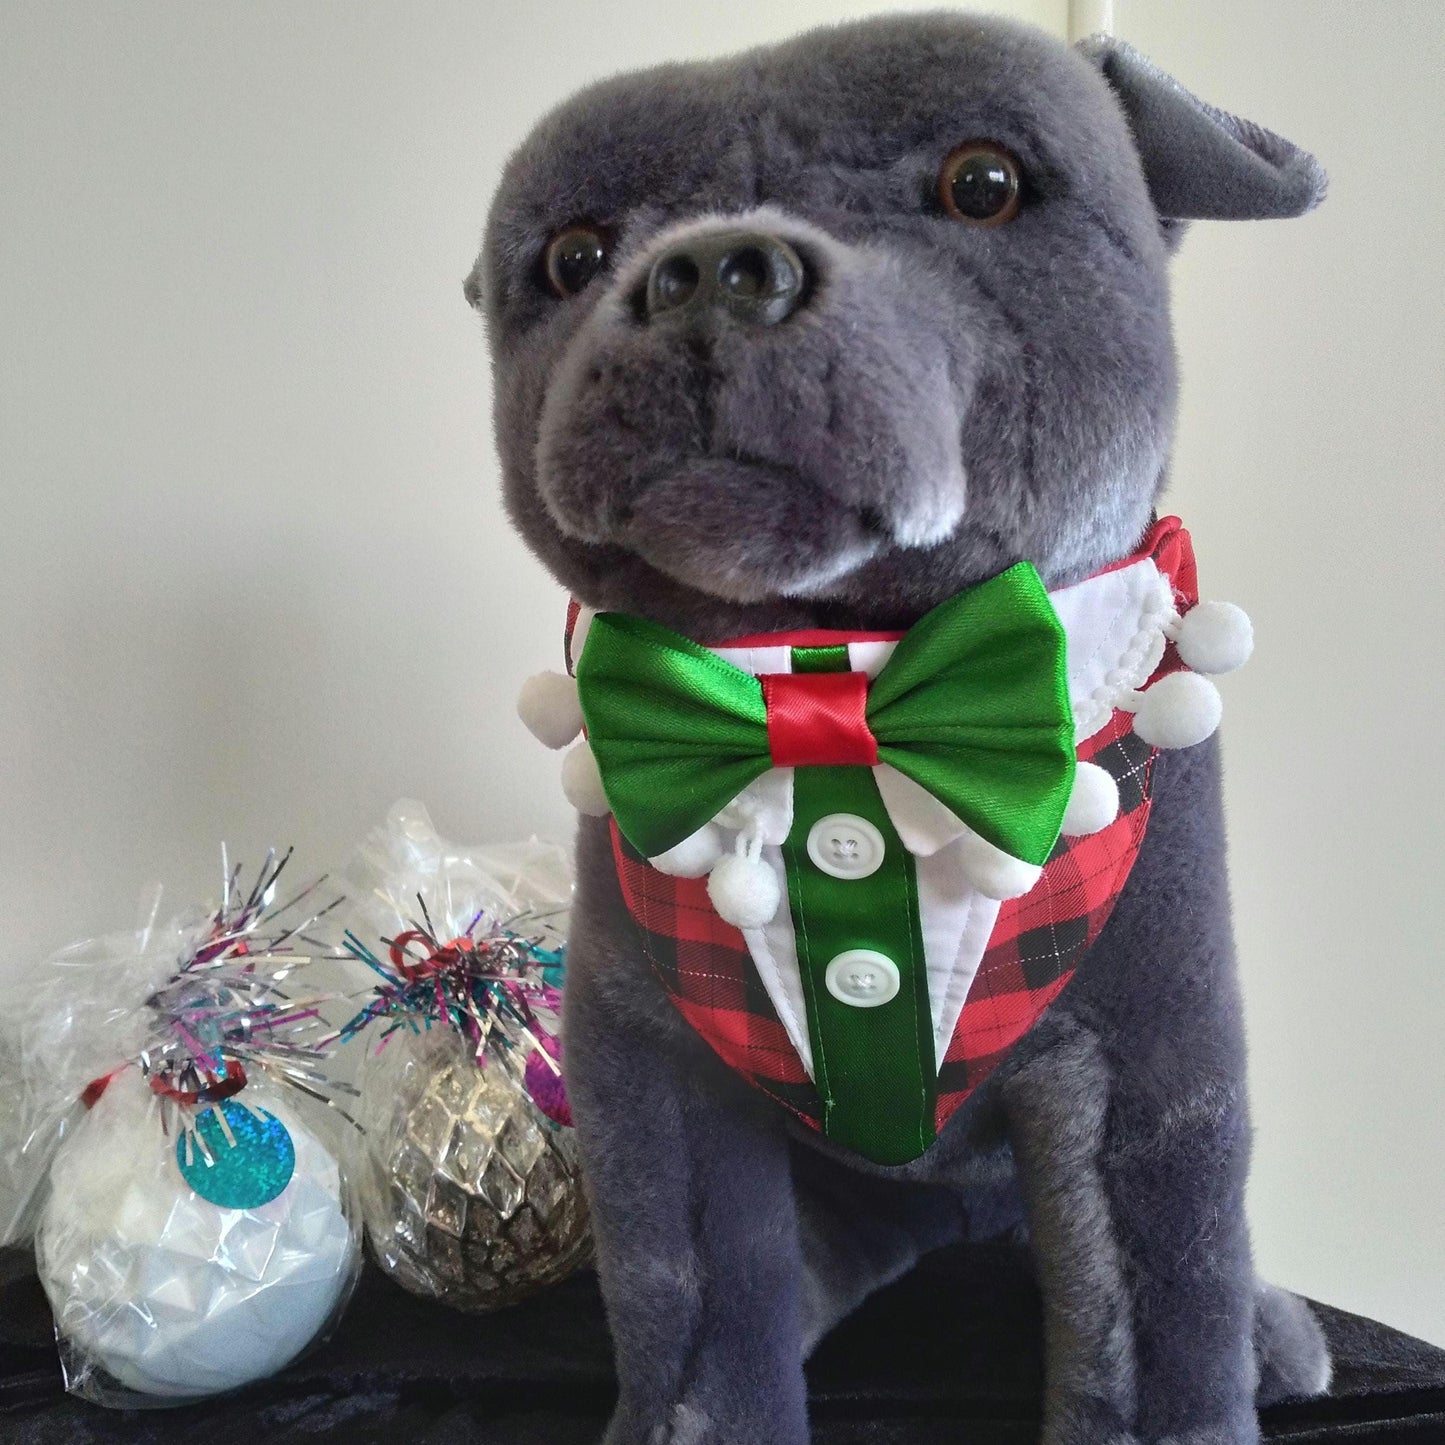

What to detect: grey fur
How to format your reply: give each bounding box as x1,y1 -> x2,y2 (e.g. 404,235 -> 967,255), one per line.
1002,1024 -> 1140,1440
1253,1280 -> 1334,1406
473,12 -> 1328,1443
1078,36 -> 1327,225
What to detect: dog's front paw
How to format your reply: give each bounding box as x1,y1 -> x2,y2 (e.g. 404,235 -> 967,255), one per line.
650,1406 -> 714,1445
1044,1403 -> 1261,1445
1154,1427 -> 1260,1445
1254,1282 -> 1332,1406
1041,1397 -> 1138,1445
605,1402 -> 790,1445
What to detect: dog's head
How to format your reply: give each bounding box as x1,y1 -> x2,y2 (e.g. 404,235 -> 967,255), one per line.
472,15 -> 1322,638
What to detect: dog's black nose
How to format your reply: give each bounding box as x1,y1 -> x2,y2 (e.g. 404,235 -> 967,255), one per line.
645,231 -> 807,327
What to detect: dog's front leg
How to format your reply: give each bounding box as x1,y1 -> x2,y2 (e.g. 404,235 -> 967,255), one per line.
570,987 -> 809,1444
564,863 -> 809,1443
1003,1020 -> 1256,1445
1001,740 -> 1259,1445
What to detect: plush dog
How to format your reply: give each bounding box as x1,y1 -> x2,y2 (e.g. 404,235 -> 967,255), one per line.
472,14 -> 1328,1443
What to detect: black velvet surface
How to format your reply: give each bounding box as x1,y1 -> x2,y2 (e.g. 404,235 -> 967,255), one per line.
3,1244 -> 1443,1443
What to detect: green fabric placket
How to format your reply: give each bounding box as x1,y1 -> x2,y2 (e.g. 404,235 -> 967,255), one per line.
783,645 -> 937,1166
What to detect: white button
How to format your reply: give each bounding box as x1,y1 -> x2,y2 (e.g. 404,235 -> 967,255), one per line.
824,950 -> 901,1009
806,813 -> 886,880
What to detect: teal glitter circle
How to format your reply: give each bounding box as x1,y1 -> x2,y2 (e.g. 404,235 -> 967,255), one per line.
176,1099 -> 295,1209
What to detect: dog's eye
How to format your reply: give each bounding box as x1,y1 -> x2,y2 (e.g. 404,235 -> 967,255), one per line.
938,143 -> 1022,226
543,223 -> 610,297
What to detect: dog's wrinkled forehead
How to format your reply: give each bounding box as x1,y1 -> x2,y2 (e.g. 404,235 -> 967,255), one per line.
482,16 -> 1150,321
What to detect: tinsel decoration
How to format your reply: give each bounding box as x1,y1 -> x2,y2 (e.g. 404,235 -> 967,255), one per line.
127,847 -> 352,1204
334,802 -> 590,1312
336,909 -> 570,1123
12,849 -> 363,1406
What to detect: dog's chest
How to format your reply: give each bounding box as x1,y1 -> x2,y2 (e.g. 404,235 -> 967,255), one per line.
569,520 -> 1201,1164
607,711 -> 1156,1159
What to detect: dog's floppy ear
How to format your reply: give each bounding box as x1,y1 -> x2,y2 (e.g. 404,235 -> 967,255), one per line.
1078,35 -> 1326,224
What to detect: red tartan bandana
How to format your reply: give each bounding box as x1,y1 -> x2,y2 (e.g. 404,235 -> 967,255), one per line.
566,518 -> 1201,1147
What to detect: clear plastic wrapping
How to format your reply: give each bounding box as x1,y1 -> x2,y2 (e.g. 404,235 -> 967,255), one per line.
2,852 -> 365,1405
1,904 -> 195,1249
335,801 -> 591,1310
0,1004 -> 49,1247
344,800 -> 574,958
35,1069 -> 361,1405
355,1024 -> 589,1311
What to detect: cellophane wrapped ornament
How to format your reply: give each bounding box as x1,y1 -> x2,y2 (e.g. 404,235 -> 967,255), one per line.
334,802 -> 590,1312
8,850 -> 362,1406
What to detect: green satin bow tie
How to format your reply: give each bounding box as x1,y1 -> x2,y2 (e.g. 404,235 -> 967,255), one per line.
574,562 -> 1077,866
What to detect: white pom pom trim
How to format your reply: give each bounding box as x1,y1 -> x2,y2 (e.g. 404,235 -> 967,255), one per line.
560,742 -> 611,816
707,848 -> 781,929
1061,761 -> 1119,837
1129,671 -> 1223,750
517,671 -> 584,750
649,823 -> 726,879
1172,601 -> 1254,676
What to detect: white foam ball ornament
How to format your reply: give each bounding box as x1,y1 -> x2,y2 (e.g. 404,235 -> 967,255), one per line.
649,823 -> 726,879
1131,671 -> 1224,750
561,742 -> 611,816
1061,761 -> 1120,837
35,1071 -> 356,1400
517,671 -> 584,750
707,852 -> 782,929
1173,601 -> 1254,676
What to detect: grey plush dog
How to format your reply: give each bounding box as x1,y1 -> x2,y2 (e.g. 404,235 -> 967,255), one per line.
470,14 -> 1328,1444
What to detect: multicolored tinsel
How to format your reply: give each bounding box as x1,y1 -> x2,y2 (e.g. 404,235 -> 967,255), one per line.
119,847 -> 352,1196
333,901 -> 571,1126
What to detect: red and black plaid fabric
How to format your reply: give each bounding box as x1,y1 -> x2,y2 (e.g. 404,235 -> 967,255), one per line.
610,825 -> 825,1125
932,712 -> 1152,1129
585,518 -> 1198,1143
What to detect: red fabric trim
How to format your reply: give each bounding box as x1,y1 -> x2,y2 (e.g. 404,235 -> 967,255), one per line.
1148,515 -> 1195,596
669,997 -> 810,1081
762,671 -> 878,768
1081,514 -> 1186,581
564,598 -> 582,676
1143,515 -> 1197,677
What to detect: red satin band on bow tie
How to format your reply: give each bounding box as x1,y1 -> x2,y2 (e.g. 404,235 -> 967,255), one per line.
761,670 -> 879,768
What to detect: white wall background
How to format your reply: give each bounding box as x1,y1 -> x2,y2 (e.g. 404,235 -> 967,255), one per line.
2,0 -> 1441,1344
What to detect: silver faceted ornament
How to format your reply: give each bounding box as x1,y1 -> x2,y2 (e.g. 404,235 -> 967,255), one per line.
357,1026 -> 590,1310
